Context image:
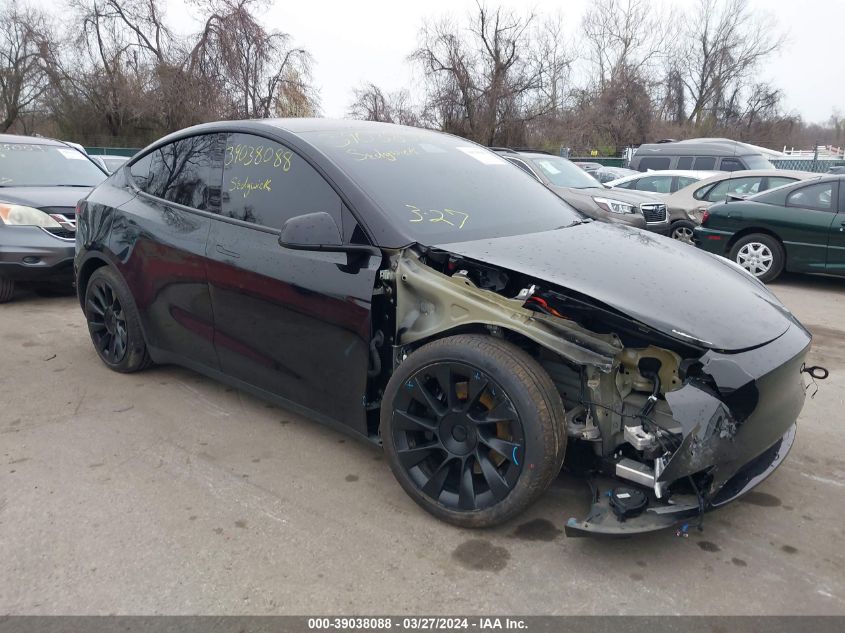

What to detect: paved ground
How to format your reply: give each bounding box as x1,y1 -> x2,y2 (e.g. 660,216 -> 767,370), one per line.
1,274 -> 844,616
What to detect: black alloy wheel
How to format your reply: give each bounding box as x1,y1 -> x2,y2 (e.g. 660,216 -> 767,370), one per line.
87,277 -> 128,364
382,334 -> 566,527
84,266 -> 152,373
391,361 -> 525,512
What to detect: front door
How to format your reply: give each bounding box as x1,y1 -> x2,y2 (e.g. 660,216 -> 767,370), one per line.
778,180 -> 840,273
205,132 -> 379,434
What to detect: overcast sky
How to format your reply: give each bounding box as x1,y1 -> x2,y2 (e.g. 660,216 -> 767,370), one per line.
54,0 -> 845,127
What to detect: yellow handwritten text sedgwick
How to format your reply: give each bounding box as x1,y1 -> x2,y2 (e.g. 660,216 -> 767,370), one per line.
229,176 -> 272,198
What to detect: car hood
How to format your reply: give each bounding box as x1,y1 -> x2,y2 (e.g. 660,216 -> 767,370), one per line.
0,186 -> 93,209
435,222 -> 795,351
553,186 -> 665,205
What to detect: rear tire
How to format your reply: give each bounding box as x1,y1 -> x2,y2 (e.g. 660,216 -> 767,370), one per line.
0,278 -> 14,303
84,267 -> 152,373
729,233 -> 784,283
670,220 -> 696,244
381,334 -> 566,528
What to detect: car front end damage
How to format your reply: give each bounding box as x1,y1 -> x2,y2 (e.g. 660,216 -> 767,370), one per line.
388,242 -> 815,536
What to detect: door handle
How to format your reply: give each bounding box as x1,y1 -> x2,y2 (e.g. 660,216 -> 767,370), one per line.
215,244 -> 240,258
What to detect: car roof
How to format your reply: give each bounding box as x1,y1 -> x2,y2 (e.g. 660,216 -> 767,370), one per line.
634,138 -> 767,157
610,170 -> 720,182
665,169 -> 820,200
690,169 -> 814,186
492,149 -> 565,161
0,133 -> 67,147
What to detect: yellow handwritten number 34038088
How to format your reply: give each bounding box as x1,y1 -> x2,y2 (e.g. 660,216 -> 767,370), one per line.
225,144 -> 292,172
405,204 -> 469,229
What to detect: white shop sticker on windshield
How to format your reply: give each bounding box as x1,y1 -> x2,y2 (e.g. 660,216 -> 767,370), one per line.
57,148 -> 86,160
456,146 -> 507,165
537,159 -> 561,174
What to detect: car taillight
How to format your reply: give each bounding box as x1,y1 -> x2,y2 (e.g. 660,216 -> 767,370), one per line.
701,209 -> 710,224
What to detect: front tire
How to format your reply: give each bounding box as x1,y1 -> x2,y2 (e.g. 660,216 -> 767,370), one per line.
729,233 -> 784,283
381,334 -> 566,527
84,267 -> 152,373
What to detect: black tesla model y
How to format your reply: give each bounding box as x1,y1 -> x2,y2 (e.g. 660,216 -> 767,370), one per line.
75,119 -> 814,535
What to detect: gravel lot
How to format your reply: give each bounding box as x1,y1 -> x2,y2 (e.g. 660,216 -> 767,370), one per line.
1,274 -> 843,615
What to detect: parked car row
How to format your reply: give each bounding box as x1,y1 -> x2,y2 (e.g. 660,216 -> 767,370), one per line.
1,121 -> 830,536
67,118 -> 816,536
695,174 -> 845,282
493,148 -> 669,233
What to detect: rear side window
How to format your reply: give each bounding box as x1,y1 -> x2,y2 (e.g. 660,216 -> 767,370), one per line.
637,157 -> 670,171
720,158 -> 744,172
133,134 -> 225,212
766,177 -> 797,190
676,176 -> 698,190
129,153 -> 153,190
693,157 -> 716,170
786,182 -> 835,211
705,176 -> 764,202
676,156 -> 693,170
634,174 -> 673,193
221,133 -> 342,229
615,179 -> 637,189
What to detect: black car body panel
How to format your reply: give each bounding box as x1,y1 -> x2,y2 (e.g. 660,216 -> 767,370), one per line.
436,223 -> 793,351
75,119 -> 814,536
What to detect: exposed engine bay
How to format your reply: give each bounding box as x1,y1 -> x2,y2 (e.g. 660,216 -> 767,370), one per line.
373,247 -> 818,535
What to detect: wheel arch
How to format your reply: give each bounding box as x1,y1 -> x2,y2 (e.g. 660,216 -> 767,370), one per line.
77,255 -> 152,349
726,226 -> 786,255
76,253 -> 110,309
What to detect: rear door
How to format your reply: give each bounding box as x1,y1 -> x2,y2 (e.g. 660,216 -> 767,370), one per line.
777,181 -> 839,273
205,132 -> 379,434
114,133 -> 224,369
824,181 -> 845,274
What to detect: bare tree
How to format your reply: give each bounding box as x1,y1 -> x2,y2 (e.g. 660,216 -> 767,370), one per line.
581,0 -> 671,90
411,2 -> 571,146
679,0 -> 784,126
191,0 -> 316,119
347,82 -> 417,125
0,1 -> 52,132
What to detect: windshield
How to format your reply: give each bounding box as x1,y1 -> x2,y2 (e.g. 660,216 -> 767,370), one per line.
302,128 -> 582,244
0,142 -> 106,187
527,155 -> 602,188
741,154 -> 774,170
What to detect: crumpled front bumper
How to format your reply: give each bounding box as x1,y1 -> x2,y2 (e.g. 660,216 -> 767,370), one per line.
565,320 -> 811,536
565,424 -> 796,536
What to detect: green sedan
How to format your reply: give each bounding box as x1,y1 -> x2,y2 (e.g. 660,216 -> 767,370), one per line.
694,175 -> 845,282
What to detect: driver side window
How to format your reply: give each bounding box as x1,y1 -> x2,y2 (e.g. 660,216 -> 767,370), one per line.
221,133 -> 343,230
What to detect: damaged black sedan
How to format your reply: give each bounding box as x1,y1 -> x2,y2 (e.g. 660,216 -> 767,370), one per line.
74,120 -> 815,535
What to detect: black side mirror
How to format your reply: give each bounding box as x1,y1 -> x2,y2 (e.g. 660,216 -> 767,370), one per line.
279,212 -> 342,249
278,211 -> 381,258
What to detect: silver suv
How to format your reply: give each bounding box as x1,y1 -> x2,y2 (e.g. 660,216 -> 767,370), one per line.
492,149 -> 670,234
